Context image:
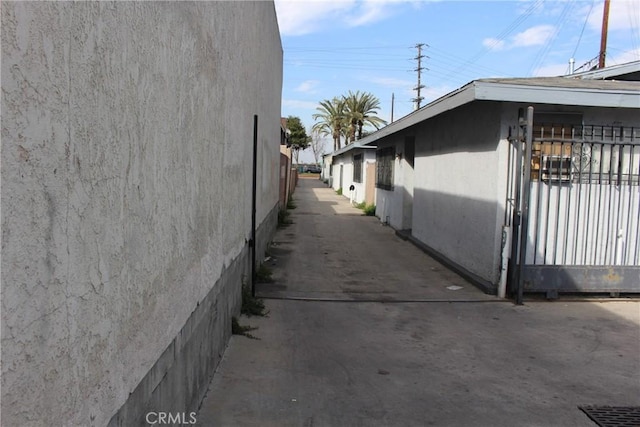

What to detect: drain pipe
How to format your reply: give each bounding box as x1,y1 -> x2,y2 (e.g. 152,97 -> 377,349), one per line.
498,226 -> 511,299
251,115 -> 258,297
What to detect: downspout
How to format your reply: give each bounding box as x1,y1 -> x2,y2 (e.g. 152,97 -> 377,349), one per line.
251,115 -> 258,297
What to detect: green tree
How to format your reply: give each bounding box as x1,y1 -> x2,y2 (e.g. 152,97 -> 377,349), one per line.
286,116 -> 310,164
343,90 -> 387,141
312,97 -> 346,151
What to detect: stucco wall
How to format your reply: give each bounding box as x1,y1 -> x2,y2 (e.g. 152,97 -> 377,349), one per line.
1,2 -> 282,426
376,138 -> 413,229
331,148 -> 375,204
411,102 -> 504,287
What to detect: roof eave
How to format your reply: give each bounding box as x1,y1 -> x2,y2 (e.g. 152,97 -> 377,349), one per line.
474,81 -> 640,108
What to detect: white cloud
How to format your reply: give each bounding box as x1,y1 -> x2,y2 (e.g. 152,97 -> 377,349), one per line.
275,0 -> 421,36
531,46 -> 640,77
295,80 -> 320,93
532,62 -> 570,77
588,0 -> 640,32
607,47 -> 640,65
511,25 -> 556,47
482,37 -> 506,51
483,24 -> 556,51
275,1 -> 356,36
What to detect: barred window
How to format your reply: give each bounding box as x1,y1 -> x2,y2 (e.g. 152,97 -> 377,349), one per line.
353,154 -> 363,183
530,125 -> 640,186
376,147 -> 394,190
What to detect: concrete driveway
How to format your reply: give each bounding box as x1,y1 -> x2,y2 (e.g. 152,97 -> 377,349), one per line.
196,177 -> 640,427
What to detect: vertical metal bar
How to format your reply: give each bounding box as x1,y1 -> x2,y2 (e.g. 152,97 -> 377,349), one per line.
505,129 -> 515,227
543,137 -> 553,264
563,136 -> 573,264
532,130 -> 542,265
633,142 -> 640,264
517,106 -> 534,305
627,143 -> 636,264
573,138 -> 584,264
583,129 -> 595,264
251,114 -> 258,297
509,122 -> 525,297
552,141 -> 563,264
593,140 -> 605,264
614,139 -> 624,264
605,129 -> 615,264
624,145 -> 633,265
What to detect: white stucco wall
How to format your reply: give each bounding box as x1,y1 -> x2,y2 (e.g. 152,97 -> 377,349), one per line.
331,148 -> 375,204
1,2 -> 282,425
376,139 -> 414,229
410,102 -> 504,286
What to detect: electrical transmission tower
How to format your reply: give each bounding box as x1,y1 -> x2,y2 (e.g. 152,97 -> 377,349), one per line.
412,43 -> 428,110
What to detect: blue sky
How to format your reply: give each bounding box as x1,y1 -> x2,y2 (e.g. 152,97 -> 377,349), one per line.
274,0 -> 640,163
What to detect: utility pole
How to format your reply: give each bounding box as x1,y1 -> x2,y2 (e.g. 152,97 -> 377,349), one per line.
598,0 -> 610,68
412,43 -> 428,110
391,92 -> 395,123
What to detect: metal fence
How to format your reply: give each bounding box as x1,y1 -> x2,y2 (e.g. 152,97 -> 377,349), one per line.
508,107 -> 640,300
526,124 -> 640,266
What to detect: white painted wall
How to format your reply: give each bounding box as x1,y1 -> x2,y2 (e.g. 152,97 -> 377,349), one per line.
375,101 -> 640,290
410,102 -> 505,286
376,140 -> 406,227
330,148 -> 375,204
1,2 -> 282,425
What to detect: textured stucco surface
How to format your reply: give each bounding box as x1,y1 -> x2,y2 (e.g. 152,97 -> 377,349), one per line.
380,101 -> 640,290
1,2 -> 282,426
412,102 -> 503,286
331,149 -> 375,205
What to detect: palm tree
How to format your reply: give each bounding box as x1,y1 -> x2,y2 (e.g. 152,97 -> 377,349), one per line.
343,90 -> 387,140
312,97 -> 346,151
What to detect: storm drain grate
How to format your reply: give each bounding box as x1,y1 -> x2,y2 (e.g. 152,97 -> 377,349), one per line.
579,406 -> 640,427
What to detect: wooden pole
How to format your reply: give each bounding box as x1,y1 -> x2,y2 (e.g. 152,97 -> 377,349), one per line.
598,0 -> 610,68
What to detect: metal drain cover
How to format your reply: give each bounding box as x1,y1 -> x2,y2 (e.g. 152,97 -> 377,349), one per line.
579,406 -> 640,427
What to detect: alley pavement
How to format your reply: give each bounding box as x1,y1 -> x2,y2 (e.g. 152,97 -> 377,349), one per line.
197,176 -> 640,427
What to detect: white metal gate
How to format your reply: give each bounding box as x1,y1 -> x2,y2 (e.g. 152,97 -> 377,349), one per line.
508,107 -> 640,301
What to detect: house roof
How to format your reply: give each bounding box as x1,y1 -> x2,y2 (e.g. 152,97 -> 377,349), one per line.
565,60 -> 640,81
361,75 -> 640,147
331,140 -> 376,157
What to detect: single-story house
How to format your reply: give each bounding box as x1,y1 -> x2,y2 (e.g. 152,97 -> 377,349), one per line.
358,72 -> 640,298
328,141 -> 377,205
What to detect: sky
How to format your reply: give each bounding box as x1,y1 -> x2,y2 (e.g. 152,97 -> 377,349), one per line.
273,0 -> 640,163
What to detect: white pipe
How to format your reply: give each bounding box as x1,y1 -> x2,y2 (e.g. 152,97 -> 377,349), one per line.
498,226 -> 511,299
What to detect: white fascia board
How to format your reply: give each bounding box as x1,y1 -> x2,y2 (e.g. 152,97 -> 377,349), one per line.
331,142 -> 377,157
361,79 -> 639,148
474,81 -> 640,108
567,60 -> 640,80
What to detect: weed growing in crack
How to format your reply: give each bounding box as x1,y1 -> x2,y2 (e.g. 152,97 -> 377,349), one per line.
241,282 -> 269,317
231,316 -> 259,340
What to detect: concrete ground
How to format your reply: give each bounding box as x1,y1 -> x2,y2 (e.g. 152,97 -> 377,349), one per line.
197,177 -> 640,427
